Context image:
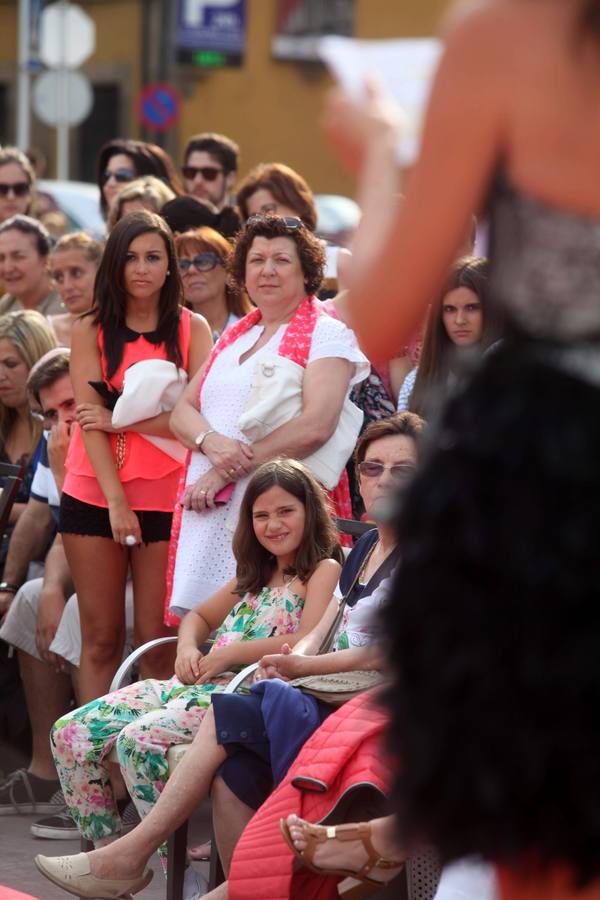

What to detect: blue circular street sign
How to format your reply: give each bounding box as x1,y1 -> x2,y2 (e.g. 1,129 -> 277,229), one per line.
138,82 -> 181,132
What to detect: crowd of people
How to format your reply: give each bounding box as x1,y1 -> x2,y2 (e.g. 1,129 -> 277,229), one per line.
1,1 -> 599,897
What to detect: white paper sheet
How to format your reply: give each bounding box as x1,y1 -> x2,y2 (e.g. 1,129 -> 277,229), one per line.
318,36 -> 442,165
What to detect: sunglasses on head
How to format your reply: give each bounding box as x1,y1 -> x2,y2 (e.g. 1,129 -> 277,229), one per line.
0,182 -> 30,198
244,214 -> 304,231
182,165 -> 224,182
101,168 -> 136,186
358,461 -> 416,482
179,252 -> 223,274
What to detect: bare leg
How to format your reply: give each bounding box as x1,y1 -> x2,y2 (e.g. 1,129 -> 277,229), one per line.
75,704 -> 227,879
18,650 -> 71,780
211,776 -> 255,876
62,534 -> 128,703
203,884 -> 228,900
285,813 -> 404,882
129,541 -> 176,680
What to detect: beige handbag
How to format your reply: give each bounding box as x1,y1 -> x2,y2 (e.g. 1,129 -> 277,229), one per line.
237,354 -> 363,489
288,670 -> 384,707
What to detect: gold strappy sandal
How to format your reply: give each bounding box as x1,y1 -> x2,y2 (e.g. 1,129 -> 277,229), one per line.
279,816 -> 405,899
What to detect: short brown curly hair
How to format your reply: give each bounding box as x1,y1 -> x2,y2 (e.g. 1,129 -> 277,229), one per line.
228,215 -> 326,297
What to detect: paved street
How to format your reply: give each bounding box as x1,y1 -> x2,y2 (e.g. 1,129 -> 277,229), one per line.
0,803 -> 212,899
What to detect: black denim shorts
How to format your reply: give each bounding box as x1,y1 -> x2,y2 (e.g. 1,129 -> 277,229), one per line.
59,493 -> 172,544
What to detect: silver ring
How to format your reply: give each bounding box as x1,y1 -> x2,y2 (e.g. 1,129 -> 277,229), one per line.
125,534 -> 136,547
199,490 -> 207,495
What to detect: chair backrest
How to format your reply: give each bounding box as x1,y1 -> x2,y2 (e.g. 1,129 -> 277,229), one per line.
335,517 -> 373,539
0,463 -> 25,535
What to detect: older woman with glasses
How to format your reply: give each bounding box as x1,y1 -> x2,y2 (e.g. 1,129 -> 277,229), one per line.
175,226 -> 251,340
166,214 -> 369,622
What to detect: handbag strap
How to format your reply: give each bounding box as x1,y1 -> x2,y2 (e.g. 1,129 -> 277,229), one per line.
317,538 -> 379,655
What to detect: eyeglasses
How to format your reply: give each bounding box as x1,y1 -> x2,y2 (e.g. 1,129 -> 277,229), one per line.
182,165 -> 224,182
101,168 -> 136,186
245,214 -> 304,231
179,252 -> 223,274
0,182 -> 30,198
358,461 -> 417,481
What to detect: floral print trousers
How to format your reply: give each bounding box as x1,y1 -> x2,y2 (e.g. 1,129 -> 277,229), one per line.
51,675 -> 224,867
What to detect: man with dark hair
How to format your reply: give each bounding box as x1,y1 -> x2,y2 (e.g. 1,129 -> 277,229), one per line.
182,132 -> 239,212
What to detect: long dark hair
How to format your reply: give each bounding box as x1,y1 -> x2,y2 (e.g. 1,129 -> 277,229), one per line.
410,257 -> 503,418
96,139 -> 184,217
93,210 -> 183,380
232,459 -> 344,596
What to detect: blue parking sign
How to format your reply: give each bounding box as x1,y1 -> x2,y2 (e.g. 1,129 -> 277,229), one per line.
177,0 -> 246,64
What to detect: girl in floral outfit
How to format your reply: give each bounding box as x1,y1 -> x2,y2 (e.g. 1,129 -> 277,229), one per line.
50,459 -> 342,867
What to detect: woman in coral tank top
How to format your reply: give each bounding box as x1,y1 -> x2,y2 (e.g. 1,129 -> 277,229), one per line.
59,210 -> 212,702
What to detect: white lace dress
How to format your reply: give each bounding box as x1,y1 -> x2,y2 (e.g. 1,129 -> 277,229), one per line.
169,314 -> 369,617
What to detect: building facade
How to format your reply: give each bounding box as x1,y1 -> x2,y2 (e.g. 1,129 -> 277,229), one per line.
0,0 -> 450,192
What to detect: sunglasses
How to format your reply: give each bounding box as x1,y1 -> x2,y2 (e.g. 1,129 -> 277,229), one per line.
0,182 -> 30,198
182,165 -> 224,182
101,168 -> 136,186
358,461 -> 416,482
245,214 -> 304,231
179,252 -> 223,274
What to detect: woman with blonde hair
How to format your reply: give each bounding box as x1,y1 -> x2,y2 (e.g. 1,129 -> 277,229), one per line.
107,176 -> 176,231
0,310 -> 57,584
48,232 -> 103,347
175,226 -> 251,339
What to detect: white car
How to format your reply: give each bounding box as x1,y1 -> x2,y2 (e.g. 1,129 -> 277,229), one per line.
37,179 -> 106,239
315,194 -> 360,247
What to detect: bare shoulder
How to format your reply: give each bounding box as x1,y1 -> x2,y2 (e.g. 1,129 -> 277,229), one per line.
442,0 -> 569,56
189,310 -> 211,337
189,311 -> 213,352
311,557 -> 343,581
71,313 -> 98,347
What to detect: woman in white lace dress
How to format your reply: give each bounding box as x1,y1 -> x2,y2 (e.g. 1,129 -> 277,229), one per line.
167,215 -> 368,622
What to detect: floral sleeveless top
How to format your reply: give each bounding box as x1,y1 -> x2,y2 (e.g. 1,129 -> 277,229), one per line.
212,577 -> 304,656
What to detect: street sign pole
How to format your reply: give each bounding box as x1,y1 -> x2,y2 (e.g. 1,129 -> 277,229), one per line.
16,0 -> 31,150
37,1 -> 96,178
57,0 -> 69,180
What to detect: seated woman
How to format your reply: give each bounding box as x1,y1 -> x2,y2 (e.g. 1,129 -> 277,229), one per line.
175,226 -> 251,340
38,459 -> 342,892
34,412 -> 423,898
397,257 -> 503,417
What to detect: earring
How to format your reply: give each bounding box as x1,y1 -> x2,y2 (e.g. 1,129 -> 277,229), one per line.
166,269 -> 171,275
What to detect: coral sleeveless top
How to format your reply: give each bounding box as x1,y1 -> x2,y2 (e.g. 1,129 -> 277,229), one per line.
63,307 -> 191,512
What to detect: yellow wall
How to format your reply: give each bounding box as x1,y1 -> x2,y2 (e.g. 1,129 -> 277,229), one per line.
0,0 -> 451,191
176,0 -> 451,195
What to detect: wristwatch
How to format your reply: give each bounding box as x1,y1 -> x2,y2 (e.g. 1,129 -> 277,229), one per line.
0,582 -> 19,595
194,428 -> 215,451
